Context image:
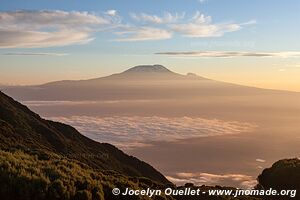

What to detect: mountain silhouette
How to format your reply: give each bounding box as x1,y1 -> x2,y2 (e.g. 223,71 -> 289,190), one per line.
1,64 -> 270,101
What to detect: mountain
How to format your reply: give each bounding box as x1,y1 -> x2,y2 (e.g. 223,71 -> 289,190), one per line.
0,91 -> 170,184
3,64 -> 298,103
1,65 -> 214,101
50,64 -> 202,81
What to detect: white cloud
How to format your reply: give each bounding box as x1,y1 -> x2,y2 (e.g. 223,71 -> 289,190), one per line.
167,172 -> 257,189
130,12 -> 185,24
0,10 -> 115,48
156,51 -> 300,58
105,9 -> 117,17
49,116 -> 256,149
114,26 -> 172,41
169,11 -> 243,37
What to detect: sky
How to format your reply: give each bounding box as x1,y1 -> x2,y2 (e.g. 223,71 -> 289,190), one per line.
0,0 -> 300,91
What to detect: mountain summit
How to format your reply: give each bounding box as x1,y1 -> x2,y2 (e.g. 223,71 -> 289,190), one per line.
122,64 -> 173,74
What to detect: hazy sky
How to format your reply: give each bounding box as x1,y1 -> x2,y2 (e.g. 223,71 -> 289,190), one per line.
1,0 -> 300,91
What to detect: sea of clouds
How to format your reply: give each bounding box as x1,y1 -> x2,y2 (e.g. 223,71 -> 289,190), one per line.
50,116 -> 256,149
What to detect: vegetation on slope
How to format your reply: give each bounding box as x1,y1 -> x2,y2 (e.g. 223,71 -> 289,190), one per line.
0,150 -> 173,200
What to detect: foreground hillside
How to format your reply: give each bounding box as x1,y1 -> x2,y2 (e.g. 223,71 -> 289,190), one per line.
0,150 -> 264,200
0,91 -> 169,184
0,150 -> 172,200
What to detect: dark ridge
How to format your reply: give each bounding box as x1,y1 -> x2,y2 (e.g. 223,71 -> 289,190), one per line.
257,158 -> 300,193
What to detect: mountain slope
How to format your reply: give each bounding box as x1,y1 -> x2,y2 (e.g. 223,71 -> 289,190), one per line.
0,91 -> 170,184
0,150 -> 174,200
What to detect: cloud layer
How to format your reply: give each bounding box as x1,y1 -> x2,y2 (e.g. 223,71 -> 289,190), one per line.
49,116 -> 256,149
167,172 -> 257,189
156,51 -> 300,58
